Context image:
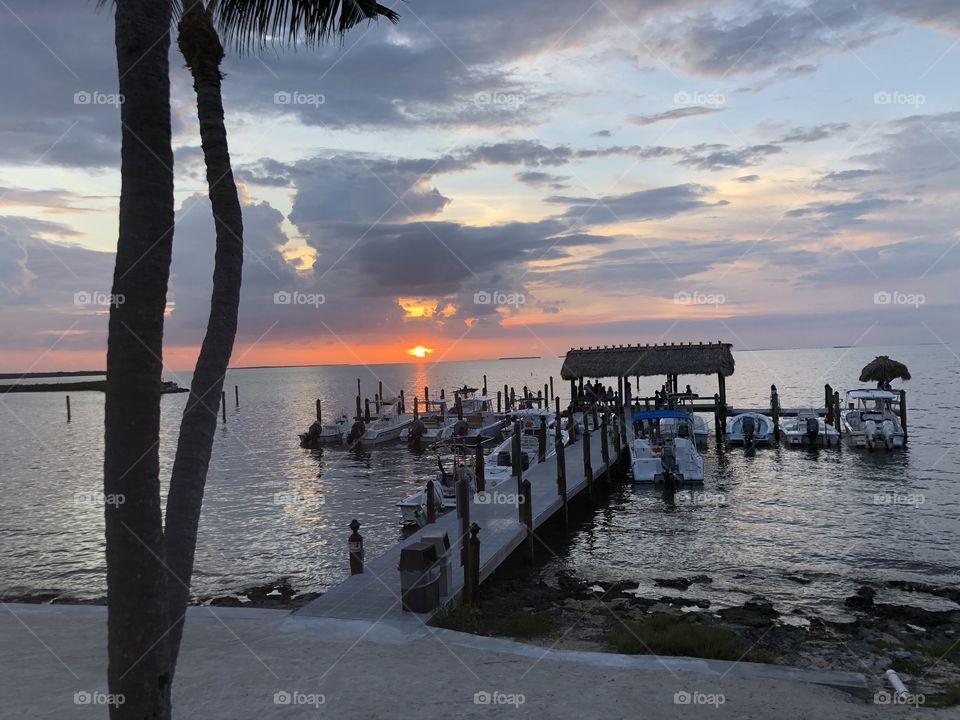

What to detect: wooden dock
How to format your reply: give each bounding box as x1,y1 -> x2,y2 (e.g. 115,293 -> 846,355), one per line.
296,427 -> 613,625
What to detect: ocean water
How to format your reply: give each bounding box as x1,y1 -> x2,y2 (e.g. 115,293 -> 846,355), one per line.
1,346 -> 957,620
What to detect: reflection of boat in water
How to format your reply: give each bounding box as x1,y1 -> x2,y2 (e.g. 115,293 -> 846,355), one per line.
842,389 -> 905,450
725,412 -> 774,447
629,410 -> 704,484
781,409 -> 839,447
299,414 -> 349,448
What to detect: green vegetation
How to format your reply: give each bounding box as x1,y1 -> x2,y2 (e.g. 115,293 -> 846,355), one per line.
434,600 -> 555,640
607,614 -> 777,663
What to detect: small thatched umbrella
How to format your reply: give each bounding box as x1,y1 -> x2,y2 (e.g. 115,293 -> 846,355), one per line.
859,356 -> 911,388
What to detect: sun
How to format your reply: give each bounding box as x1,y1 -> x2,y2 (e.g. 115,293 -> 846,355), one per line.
407,345 -> 434,358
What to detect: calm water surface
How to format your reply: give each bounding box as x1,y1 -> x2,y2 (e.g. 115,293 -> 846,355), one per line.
1,346 -> 957,620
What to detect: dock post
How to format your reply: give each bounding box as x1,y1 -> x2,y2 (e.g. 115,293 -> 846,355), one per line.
549,376 -> 554,403
357,378 -> 361,397
400,389 -> 405,414
413,397 -> 419,419
717,373 -> 727,440
316,399 -> 322,423
456,394 -> 463,420
466,523 -> 481,607
483,375 -> 487,395
512,420 -> 523,495
66,395 -> 71,423
355,396 -> 362,422
424,386 -> 430,410
457,473 -> 471,567
591,403 -> 598,431
537,420 -> 547,463
510,387 -> 516,410
899,390 -> 908,444
582,424 -> 593,500
824,384 -> 833,423
235,384 -> 239,408
833,391 -> 842,434
426,479 -> 437,524
503,384 -> 509,410
570,379 -> 577,411
601,413 -> 610,479
497,390 -> 502,414
714,393 -> 722,444
348,519 -> 364,575
475,442 -> 485,493
221,391 -> 226,424
364,398 -> 371,422
375,393 -> 380,415
520,477 -> 534,563
771,385 -> 781,442
556,436 -> 568,526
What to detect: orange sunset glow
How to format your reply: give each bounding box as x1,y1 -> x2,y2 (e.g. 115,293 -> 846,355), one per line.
407,345 -> 434,358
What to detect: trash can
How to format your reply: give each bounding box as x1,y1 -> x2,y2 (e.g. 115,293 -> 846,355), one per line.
398,541 -> 440,613
421,532 -> 452,597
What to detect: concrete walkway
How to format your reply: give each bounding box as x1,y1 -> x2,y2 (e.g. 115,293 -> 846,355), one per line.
0,603 -> 935,718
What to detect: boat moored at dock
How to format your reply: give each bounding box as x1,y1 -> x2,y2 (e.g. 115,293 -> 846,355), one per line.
725,412 -> 774,447
781,409 -> 840,447
629,410 -> 704,484
841,389 -> 905,450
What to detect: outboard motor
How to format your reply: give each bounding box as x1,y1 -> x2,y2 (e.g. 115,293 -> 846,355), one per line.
660,445 -> 679,491
864,418 -> 877,451
742,415 -> 756,449
346,420 -> 365,446
452,419 -> 469,437
805,416 -> 819,445
407,419 -> 425,445
881,419 -> 896,450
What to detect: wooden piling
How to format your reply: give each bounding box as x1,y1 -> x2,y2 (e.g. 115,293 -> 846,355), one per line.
357,378 -> 361,397
316,398 -> 322,423
221,391 -> 226,424
426,479 -> 437,524
355,396 -> 362,421
833,391 -> 842,434
717,373 -> 727,439
234,384 -> 239,408
424,386 -> 430,408
399,389 -> 405,414
482,375 -> 487,395
824,383 -> 833,423
413,397 -> 419,419
65,395 -> 71,423
555,435 -> 568,527
600,413 -> 610,479
456,394 -> 463,420
465,523 -> 481,607
520,477 -> 534,563
549,376 -> 554,403
364,398 -> 371,422
475,442 -> 485,493
457,473 -> 471,566
512,420 -> 523,495
378,380 -> 383,405
771,385 -> 781,442
899,390 -> 908,444
497,390 -> 502,414
503,384 -> 509,411
582,424 -> 593,499
714,393 -> 723,444
537,419 -> 547,463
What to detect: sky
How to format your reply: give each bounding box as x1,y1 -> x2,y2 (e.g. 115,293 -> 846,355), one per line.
1,0 -> 959,372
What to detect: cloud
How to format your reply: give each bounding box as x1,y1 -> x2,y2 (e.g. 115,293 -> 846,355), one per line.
678,143 -> 783,170
546,183 -> 728,225
776,123 -> 850,144
735,174 -> 760,183
629,106 -> 724,126
514,171 -> 571,190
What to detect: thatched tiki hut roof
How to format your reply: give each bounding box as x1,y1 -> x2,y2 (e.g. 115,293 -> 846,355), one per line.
859,355 -> 911,384
561,342 -> 735,380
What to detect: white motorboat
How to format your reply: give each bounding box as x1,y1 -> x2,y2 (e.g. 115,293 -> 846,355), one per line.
398,460 -> 473,527
346,398 -> 414,447
629,411 -> 704,484
841,389 -> 905,450
399,398 -> 452,443
439,387 -> 506,441
725,412 -> 774,447
655,413 -> 709,450
299,414 -> 349,448
781,408 -> 840,447
398,408 -> 566,526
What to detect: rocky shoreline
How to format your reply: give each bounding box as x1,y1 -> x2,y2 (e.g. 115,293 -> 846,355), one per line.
437,569 -> 960,706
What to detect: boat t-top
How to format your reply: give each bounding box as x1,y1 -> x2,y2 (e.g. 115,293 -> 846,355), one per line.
629,410 -> 704,484
841,389 -> 905,450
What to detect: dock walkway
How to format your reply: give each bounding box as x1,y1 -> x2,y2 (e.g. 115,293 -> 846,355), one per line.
297,427 -> 611,625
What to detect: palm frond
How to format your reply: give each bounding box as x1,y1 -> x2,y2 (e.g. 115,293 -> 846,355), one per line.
215,0 -> 400,51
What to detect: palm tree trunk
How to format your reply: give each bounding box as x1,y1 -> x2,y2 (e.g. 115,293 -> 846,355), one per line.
163,0 -> 244,677
105,0 -> 175,717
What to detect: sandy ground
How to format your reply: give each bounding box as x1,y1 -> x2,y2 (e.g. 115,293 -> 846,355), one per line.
0,603 -> 947,719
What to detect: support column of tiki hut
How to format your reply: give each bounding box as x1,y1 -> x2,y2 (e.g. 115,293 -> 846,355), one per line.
560,342 -> 735,440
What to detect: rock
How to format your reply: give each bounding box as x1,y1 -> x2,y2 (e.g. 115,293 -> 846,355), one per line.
660,596 -> 710,609
654,577 -> 692,590
845,586 -> 876,611
718,598 -> 778,627
690,574 -> 713,585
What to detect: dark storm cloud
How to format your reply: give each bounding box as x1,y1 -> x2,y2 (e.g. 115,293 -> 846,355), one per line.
546,184 -> 728,225
629,106 -> 724,126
